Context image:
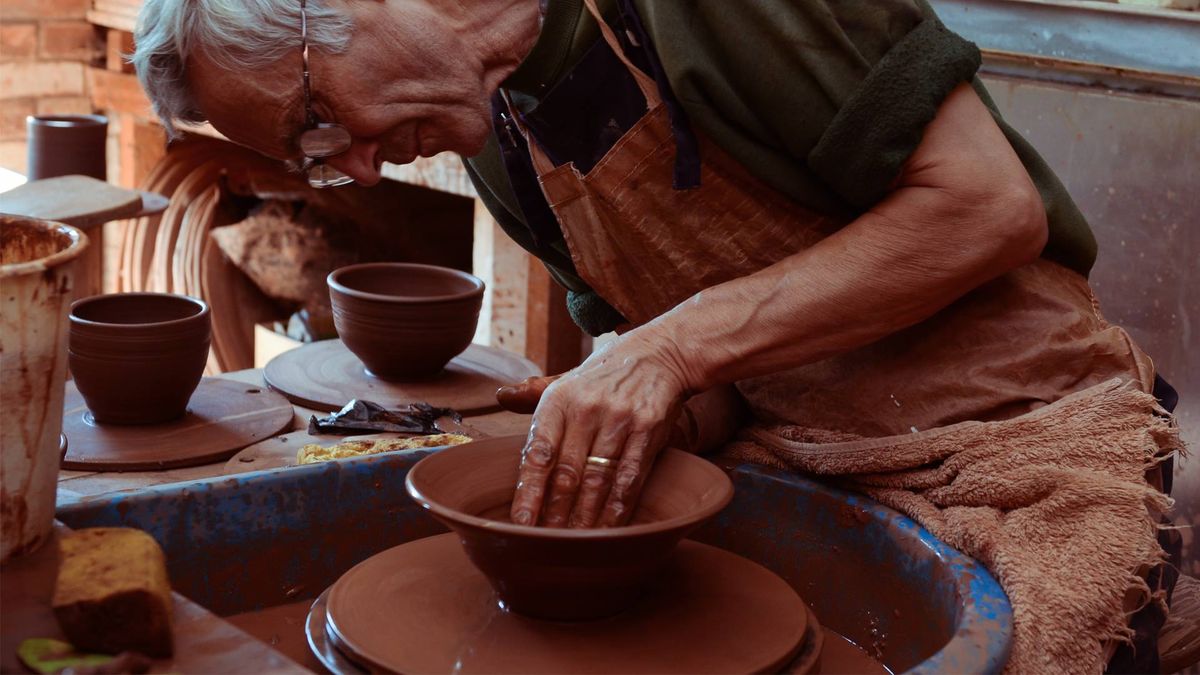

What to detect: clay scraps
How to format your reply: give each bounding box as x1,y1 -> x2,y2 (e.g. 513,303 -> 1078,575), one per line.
308,399 -> 461,436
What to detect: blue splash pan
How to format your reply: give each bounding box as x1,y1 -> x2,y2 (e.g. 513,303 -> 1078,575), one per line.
55,447 -> 1010,673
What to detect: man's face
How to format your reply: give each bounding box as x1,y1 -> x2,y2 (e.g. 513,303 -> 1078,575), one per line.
186,1 -> 495,185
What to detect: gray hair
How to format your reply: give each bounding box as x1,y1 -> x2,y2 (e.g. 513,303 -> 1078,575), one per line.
132,0 -> 352,137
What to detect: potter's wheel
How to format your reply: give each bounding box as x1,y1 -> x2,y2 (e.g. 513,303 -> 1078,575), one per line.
61,378 -> 294,471
264,340 -> 541,416
308,533 -> 815,674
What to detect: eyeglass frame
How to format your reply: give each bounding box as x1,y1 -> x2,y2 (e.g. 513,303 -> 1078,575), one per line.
298,0 -> 354,188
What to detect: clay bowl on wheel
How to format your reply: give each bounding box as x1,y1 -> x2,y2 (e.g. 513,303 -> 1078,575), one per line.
69,293 -> 210,425
328,263 -> 484,381
406,436 -> 734,621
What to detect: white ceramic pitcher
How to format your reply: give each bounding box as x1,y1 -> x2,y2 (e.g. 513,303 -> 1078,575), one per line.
0,214 -> 87,561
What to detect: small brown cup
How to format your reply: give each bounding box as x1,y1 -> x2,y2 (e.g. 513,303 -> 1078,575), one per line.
26,114 -> 108,181
69,293 -> 211,425
406,436 -> 734,621
328,263 -> 484,381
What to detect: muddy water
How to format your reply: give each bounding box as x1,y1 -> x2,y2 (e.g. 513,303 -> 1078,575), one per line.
816,629 -> 893,674
224,599 -> 324,673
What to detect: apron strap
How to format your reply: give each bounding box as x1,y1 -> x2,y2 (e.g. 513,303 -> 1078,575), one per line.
499,89 -> 560,177
500,0 -> 666,178
581,0 -> 662,108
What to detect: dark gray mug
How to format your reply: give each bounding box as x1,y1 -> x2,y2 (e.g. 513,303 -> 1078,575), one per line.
26,114 -> 108,181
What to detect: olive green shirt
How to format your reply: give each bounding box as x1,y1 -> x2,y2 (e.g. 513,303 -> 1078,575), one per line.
465,0 -> 1096,336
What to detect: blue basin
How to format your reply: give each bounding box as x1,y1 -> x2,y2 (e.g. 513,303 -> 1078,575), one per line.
56,450 -> 1011,673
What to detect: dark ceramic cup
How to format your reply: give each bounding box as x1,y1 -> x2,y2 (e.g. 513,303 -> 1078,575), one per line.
406,436 -> 734,621
69,293 -> 211,425
26,114 -> 108,181
328,263 -> 484,381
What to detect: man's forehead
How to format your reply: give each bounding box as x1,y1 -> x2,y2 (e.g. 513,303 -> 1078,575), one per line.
185,48 -> 304,159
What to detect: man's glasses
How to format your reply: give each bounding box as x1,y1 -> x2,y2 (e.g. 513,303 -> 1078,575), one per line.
298,0 -> 353,188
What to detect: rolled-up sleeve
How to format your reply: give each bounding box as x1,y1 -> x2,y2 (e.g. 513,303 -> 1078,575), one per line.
808,18 -> 982,210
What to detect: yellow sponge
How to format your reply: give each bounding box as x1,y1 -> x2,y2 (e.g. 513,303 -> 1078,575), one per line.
52,528 -> 174,658
297,433 -> 472,465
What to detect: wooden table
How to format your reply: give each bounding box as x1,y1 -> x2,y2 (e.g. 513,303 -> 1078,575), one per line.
0,525 -> 309,674
56,368 -> 532,500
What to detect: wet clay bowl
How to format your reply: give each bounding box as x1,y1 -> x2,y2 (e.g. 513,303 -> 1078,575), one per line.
68,293 -> 210,425
328,263 -> 484,381
406,436 -> 734,621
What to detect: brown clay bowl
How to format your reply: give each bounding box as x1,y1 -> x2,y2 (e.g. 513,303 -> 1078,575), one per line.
328,263 -> 484,381
405,436 -> 734,621
69,293 -> 210,425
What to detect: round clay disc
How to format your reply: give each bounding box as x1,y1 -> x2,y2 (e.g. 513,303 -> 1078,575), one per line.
263,340 -> 541,416
306,588 -> 362,675
324,533 -> 809,675
61,377 -> 294,471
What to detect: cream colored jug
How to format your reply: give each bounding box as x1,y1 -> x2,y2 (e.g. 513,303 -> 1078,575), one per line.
0,214 -> 87,561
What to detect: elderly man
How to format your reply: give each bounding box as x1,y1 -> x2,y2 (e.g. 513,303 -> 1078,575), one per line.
135,0 -> 1183,671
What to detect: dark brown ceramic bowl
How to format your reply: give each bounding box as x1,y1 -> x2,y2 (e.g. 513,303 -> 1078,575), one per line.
69,293 -> 210,425
328,263 -> 484,380
406,436 -> 734,621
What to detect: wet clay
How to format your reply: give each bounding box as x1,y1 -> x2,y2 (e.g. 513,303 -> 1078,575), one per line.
328,263 -> 484,380
405,436 -> 734,620
263,339 -> 540,416
69,293 -> 210,425
325,533 -> 808,674
475,501 -> 662,525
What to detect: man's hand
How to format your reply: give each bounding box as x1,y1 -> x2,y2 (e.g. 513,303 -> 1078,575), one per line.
496,375 -> 560,414
507,331 -> 690,528
501,83 -> 1047,531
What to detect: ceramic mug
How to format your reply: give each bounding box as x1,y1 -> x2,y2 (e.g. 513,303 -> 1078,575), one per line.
26,114 -> 108,181
328,263 -> 484,380
0,215 -> 88,561
69,293 -> 211,425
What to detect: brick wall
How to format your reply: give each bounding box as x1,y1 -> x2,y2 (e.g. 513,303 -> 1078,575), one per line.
0,0 -> 102,174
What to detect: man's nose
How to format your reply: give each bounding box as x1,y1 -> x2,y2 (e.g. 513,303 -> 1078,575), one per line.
325,138 -> 382,186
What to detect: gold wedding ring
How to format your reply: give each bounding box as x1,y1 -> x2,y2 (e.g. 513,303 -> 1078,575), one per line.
585,456 -> 615,468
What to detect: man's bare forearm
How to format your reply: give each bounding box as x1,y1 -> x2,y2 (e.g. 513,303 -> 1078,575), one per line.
641,84 -> 1049,393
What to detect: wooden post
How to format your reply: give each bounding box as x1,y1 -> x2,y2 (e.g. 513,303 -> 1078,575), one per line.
473,199 -> 586,375
94,28 -> 166,293
524,256 -> 585,376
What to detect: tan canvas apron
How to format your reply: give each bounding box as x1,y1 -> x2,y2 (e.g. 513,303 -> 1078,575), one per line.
507,1 -> 1179,670
509,0 -> 1156,434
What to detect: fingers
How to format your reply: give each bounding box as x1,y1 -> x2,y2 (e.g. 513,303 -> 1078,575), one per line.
509,404 -> 565,526
537,416 -> 599,527
496,375 -> 559,414
566,423 -> 628,528
596,424 -> 670,528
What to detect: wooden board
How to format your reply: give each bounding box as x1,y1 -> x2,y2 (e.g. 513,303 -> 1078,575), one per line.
135,191 -> 170,217
62,377 -> 294,471
0,175 -> 143,230
0,525 -> 308,674
264,340 -> 541,417
222,420 -> 483,476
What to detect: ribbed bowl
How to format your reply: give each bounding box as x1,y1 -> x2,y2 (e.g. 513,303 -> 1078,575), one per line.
328,263 -> 484,380
406,436 -> 735,620
69,293 -> 210,425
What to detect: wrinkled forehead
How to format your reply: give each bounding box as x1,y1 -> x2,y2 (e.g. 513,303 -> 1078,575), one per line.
185,48 -> 306,160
